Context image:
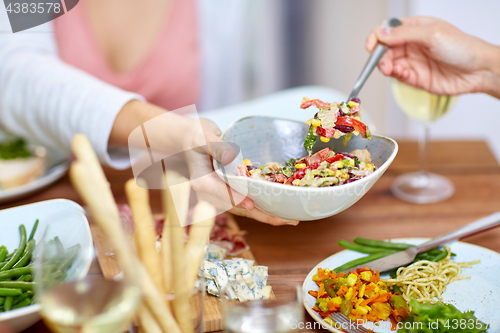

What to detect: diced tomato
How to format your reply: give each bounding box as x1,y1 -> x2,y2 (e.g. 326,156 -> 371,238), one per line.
307,148 -> 330,164
316,125 -> 336,138
325,154 -> 344,164
236,165 -> 250,177
274,174 -> 287,183
335,117 -> 371,139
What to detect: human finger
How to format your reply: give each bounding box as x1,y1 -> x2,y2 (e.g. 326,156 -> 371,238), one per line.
374,23 -> 434,48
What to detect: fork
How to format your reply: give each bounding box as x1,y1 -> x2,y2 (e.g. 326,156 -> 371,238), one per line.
328,312 -> 373,333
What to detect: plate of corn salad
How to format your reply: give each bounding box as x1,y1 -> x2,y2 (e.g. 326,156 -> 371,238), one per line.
236,147 -> 375,187
301,96 -> 371,156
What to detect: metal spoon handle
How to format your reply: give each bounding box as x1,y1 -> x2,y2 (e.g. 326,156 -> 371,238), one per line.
347,18 -> 402,102
416,212 -> 500,253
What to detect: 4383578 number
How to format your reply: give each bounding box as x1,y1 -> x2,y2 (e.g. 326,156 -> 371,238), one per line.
6,2 -> 61,14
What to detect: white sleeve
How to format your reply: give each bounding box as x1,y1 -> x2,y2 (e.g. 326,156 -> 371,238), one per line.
0,11 -> 144,169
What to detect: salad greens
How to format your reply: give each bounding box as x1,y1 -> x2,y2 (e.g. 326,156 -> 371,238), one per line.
0,138 -> 32,160
398,298 -> 488,333
303,127 -> 317,156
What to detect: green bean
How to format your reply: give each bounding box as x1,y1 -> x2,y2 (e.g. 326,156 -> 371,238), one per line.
57,244 -> 80,273
0,288 -> 22,297
333,251 -> 394,273
432,249 -> 449,262
54,237 -> 65,255
12,239 -> 35,269
13,291 -> 33,305
3,296 -> 13,311
0,247 -> 7,263
0,267 -> 31,280
17,274 -> 32,282
0,281 -> 35,291
12,298 -> 31,309
5,250 -> 16,260
338,240 -> 398,254
353,237 -> 412,250
1,226 -> 27,271
28,219 -> 39,242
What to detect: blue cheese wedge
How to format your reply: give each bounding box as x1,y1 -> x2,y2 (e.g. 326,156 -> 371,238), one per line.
207,244 -> 227,260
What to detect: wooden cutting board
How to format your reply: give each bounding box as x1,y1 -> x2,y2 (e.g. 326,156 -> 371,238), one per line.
90,213 -> 272,332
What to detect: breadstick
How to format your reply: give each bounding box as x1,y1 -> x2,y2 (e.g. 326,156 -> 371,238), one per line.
137,303 -> 162,333
185,201 -> 216,289
163,171 -> 193,333
69,134 -> 181,333
125,179 -> 165,293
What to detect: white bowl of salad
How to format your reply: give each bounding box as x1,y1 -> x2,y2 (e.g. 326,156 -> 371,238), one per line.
213,98 -> 398,221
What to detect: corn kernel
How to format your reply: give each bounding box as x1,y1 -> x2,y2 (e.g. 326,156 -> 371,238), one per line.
345,287 -> 354,301
347,273 -> 358,286
360,271 -> 372,281
305,118 -> 314,126
242,159 -> 252,166
366,164 -> 374,171
324,317 -> 334,326
355,116 -> 361,121
333,130 -> 342,139
380,290 -> 387,295
353,130 -> 360,136
356,305 -> 369,316
332,161 -> 343,169
312,119 -> 321,127
347,101 -> 359,108
295,163 -> 306,169
359,283 -> 366,298
292,179 -> 301,186
331,296 -> 342,305
320,136 -> 330,143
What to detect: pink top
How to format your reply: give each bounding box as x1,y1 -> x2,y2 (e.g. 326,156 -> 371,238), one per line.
53,0 -> 200,111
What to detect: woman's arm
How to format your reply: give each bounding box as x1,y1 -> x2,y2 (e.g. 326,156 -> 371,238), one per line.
0,11 -> 143,169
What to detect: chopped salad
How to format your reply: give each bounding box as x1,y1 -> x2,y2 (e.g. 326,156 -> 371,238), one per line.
236,147 -> 375,187
301,96 -> 371,156
309,267 -> 410,327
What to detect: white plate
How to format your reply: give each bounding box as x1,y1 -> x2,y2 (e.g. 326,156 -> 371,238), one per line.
302,238 -> 500,333
0,148 -> 69,204
0,199 -> 93,332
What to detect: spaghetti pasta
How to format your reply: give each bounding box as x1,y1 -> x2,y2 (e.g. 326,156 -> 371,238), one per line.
382,246 -> 479,306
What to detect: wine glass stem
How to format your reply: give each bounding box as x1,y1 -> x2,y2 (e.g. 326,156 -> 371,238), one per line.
419,124 -> 430,183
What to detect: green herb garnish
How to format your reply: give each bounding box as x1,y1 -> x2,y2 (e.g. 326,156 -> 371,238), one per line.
303,127 -> 317,156
0,139 -> 32,160
278,158 -> 297,178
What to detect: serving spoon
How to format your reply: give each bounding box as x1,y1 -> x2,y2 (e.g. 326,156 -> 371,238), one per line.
347,18 -> 402,102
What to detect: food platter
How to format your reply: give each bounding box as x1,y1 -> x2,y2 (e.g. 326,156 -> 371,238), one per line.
0,199 -> 93,332
0,147 -> 68,204
302,238 -> 500,333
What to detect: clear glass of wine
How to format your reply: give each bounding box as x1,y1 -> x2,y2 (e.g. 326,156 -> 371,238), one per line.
34,227 -> 141,333
390,80 -> 457,204
222,281 -> 303,333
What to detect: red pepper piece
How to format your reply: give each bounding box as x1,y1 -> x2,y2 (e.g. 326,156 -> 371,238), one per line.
326,154 -> 344,164
335,117 -> 371,139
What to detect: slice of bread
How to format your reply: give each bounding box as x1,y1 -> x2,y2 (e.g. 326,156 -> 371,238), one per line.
0,154 -> 46,190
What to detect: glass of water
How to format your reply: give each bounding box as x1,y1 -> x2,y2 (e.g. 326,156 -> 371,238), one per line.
222,281 -> 304,333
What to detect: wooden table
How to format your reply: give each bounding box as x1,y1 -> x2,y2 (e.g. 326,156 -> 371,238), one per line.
2,140 -> 499,333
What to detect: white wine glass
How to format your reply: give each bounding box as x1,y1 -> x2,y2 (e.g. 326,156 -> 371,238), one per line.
390,80 -> 457,204
34,220 -> 141,333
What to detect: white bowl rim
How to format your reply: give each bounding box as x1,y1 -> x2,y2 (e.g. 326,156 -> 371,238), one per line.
0,199 -> 93,322
215,115 -> 399,192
